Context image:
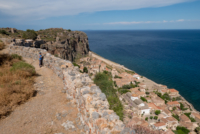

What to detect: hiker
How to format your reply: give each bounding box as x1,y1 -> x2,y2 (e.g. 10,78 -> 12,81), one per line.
39,52 -> 43,67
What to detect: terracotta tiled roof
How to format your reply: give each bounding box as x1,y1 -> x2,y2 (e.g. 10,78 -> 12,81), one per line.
148,103 -> 162,110
192,112 -> 200,119
180,114 -> 191,122
154,122 -> 166,127
167,101 -> 180,105
169,89 -> 179,93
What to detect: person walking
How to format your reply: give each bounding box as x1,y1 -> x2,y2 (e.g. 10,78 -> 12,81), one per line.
39,52 -> 43,68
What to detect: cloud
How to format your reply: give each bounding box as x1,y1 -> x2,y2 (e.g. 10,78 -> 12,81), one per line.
0,0 -> 193,20
103,19 -> 200,25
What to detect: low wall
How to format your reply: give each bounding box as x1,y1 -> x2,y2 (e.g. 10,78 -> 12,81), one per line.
8,45 -> 132,134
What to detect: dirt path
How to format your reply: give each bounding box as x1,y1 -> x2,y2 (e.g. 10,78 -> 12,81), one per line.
0,47 -> 83,134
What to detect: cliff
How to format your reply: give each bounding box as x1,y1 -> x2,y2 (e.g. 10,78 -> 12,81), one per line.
0,28 -> 90,62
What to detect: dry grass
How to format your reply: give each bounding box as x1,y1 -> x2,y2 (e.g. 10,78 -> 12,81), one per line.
0,54 -> 36,119
0,41 -> 4,50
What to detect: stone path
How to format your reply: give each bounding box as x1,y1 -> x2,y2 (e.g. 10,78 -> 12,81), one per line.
0,54 -> 84,134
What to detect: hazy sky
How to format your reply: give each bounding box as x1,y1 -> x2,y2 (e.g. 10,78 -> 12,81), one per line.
0,0 -> 200,30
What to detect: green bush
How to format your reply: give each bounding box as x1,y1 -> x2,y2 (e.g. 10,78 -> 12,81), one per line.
141,97 -> 147,102
114,75 -> 122,79
0,30 -> 9,35
172,114 -> 180,121
73,62 -> 80,68
180,103 -> 188,111
155,110 -> 161,115
145,117 -> 148,121
22,29 -> 37,40
10,61 -> 35,75
11,54 -> 22,60
122,84 -> 132,89
150,116 -> 153,119
94,72 -> 123,120
154,116 -> 158,120
118,89 -> 130,95
175,126 -> 190,134
83,67 -> 88,73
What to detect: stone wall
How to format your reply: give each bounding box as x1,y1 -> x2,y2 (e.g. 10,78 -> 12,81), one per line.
8,45 -> 134,134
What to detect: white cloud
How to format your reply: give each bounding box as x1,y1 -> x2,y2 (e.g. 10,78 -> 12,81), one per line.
103,19 -> 199,25
0,0 -> 193,20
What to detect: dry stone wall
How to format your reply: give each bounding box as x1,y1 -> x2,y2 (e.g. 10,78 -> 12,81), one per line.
8,45 -> 135,134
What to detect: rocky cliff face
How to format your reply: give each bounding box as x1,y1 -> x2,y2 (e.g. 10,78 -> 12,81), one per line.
39,29 -> 90,62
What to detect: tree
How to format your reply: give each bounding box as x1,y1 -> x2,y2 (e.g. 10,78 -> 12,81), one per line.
173,107 -> 176,111
154,116 -> 158,120
83,67 -> 88,73
145,117 -> 148,121
176,126 -> 190,134
155,110 -> 161,115
140,97 -> 147,102
150,116 -> 153,119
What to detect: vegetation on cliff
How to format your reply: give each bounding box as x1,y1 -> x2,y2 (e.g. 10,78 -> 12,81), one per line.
0,54 -> 36,119
94,71 -> 124,120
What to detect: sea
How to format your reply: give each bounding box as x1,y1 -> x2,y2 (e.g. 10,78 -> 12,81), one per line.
84,30 -> 200,111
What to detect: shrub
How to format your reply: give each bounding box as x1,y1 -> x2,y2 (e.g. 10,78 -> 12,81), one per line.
145,117 -> 148,121
83,67 -> 88,73
155,110 -> 161,115
11,54 -> 22,60
73,62 -> 80,68
68,29 -> 71,32
114,75 -> 122,79
154,116 -> 158,120
176,126 -> 190,134
172,114 -> 180,121
180,103 -> 188,111
145,92 -> 149,95
0,30 -> 9,35
150,116 -> 153,119
140,97 -> 147,102
114,81 -> 117,87
122,84 -> 132,89
118,89 -> 130,95
10,61 -> 36,76
173,107 -> 176,111
22,29 -> 37,40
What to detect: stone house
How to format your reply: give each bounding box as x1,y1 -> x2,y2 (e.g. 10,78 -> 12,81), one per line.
139,83 -> 146,89
191,112 -> 200,124
179,122 -> 197,131
152,122 -> 167,130
149,92 -> 157,98
148,103 -> 162,112
168,89 -> 179,96
151,97 -> 165,106
111,68 -> 118,77
160,89 -> 169,95
133,73 -> 140,79
165,117 -> 179,130
135,91 -> 146,98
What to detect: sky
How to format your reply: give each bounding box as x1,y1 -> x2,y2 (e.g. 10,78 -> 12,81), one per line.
0,0 -> 200,30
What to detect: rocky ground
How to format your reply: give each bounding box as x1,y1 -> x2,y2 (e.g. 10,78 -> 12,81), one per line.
0,47 -> 85,134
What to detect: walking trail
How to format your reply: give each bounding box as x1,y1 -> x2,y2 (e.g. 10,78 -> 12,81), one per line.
0,46 -> 84,134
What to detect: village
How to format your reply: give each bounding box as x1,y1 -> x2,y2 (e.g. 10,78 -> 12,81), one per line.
78,52 -> 200,134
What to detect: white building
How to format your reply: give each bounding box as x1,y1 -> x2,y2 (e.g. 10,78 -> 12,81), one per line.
133,74 -> 140,79
153,122 -> 167,130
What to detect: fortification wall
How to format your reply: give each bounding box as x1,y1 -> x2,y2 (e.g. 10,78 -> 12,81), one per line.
8,45 -> 132,134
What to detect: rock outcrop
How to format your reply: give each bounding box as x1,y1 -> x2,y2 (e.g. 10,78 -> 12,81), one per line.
39,30 -> 90,61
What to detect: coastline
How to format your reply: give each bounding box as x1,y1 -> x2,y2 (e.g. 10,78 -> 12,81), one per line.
90,51 -> 200,114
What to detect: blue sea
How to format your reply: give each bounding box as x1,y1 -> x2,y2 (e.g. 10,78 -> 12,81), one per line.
84,30 -> 200,111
